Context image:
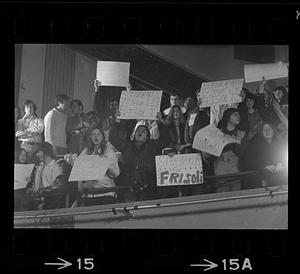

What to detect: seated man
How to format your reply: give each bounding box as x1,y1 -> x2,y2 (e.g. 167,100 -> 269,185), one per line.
27,142 -> 62,195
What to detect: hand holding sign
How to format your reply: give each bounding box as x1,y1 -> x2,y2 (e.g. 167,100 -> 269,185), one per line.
118,90 -> 163,120
244,63 -> 288,83
156,153 -> 203,187
68,155 -> 113,182
199,79 -> 244,107
192,125 -> 241,157
96,61 -> 130,87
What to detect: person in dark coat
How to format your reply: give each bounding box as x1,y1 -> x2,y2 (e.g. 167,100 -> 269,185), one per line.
241,122 -> 287,188
163,105 -> 186,153
238,93 -> 263,141
109,112 -> 170,202
184,89 -> 210,145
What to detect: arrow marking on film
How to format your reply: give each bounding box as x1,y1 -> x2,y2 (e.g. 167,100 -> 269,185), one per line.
45,257 -> 72,270
191,259 -> 218,271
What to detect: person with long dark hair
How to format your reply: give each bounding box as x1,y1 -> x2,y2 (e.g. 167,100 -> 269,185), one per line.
77,127 -> 120,206
241,122 -> 287,188
213,108 -> 248,192
15,100 -> 44,163
164,105 -> 186,153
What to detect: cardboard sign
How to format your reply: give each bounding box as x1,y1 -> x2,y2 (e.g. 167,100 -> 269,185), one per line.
244,63 -> 288,83
188,113 -> 197,126
192,125 -> 241,157
118,90 -> 163,120
155,153 -> 203,187
199,79 -> 244,107
96,61 -> 130,87
68,155 -> 113,182
14,164 -> 35,190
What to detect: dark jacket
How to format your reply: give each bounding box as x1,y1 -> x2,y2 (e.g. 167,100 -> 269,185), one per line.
241,135 -> 284,172
109,122 -> 170,189
256,95 -> 280,127
184,108 -> 210,144
165,122 -> 186,148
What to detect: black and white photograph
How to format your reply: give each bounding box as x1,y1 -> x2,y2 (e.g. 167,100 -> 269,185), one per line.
14,44 -> 288,229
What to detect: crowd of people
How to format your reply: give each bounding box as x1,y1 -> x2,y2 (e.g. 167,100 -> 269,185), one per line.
14,77 -> 288,211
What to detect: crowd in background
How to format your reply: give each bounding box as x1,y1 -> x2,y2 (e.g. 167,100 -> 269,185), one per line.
14,77 -> 288,211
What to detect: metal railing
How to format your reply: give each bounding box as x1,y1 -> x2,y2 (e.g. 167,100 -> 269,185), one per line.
27,170 -> 285,210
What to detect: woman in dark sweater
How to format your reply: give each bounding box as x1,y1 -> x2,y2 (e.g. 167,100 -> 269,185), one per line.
109,112 -> 170,202
241,122 -> 287,188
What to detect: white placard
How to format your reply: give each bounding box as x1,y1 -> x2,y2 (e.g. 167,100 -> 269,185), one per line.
192,125 -> 241,157
244,63 -> 288,83
155,153 -> 203,187
14,164 -> 35,190
118,90 -> 163,120
199,79 -> 244,107
68,155 -> 113,182
96,61 -> 130,87
188,113 -> 197,126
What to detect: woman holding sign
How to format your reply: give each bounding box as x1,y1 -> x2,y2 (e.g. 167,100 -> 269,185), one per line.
77,127 -> 120,206
213,108 -> 248,192
109,111 -> 170,202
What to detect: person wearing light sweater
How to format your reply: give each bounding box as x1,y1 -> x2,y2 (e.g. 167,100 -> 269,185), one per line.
44,94 -> 70,155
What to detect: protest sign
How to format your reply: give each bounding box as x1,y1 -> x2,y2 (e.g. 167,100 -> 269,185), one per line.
155,153 -> 203,187
188,113 -> 197,126
244,63 -> 288,83
14,164 -> 34,190
118,90 -> 163,120
68,155 -> 113,182
192,125 -> 241,157
199,79 -> 244,107
96,61 -> 130,87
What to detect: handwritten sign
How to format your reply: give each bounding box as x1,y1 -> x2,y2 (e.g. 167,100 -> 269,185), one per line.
244,63 -> 288,83
192,125 -> 241,157
96,61 -> 130,87
68,155 -> 113,182
199,79 -> 244,107
14,164 -> 34,190
118,90 -> 163,120
155,153 -> 203,187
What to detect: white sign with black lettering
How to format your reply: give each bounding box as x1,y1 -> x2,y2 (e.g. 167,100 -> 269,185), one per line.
192,125 -> 241,157
118,90 -> 163,120
199,79 -> 244,107
155,153 -> 203,186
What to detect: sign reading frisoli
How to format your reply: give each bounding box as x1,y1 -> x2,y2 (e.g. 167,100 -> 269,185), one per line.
155,153 -> 203,186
